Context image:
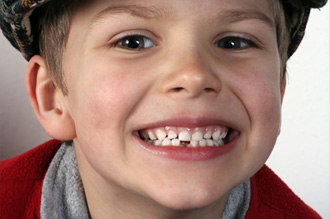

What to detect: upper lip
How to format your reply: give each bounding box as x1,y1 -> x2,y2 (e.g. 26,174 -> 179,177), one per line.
133,116 -> 240,132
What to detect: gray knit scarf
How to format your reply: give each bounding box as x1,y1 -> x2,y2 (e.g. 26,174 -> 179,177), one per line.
40,143 -> 250,219
40,142 -> 89,219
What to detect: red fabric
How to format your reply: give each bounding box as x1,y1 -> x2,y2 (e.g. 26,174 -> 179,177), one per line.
0,140 -> 321,218
246,165 -> 321,219
0,139 -> 62,219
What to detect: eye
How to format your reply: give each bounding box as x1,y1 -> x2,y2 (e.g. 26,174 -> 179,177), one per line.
215,37 -> 256,49
116,35 -> 156,50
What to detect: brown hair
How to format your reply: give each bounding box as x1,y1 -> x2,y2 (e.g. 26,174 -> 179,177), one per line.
35,0 -> 86,94
273,0 -> 290,82
36,0 -> 289,94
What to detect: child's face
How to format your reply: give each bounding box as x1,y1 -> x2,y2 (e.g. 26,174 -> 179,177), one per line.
61,0 -> 285,210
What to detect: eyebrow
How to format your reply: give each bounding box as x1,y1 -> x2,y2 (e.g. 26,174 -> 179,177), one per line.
89,4 -> 168,27
215,9 -> 274,28
89,5 -> 273,30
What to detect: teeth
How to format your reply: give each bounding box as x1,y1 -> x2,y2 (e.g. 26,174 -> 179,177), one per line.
212,130 -> 220,140
168,130 -> 177,139
217,139 -> 224,146
149,139 -> 225,147
155,129 -> 166,141
219,129 -> 228,139
199,139 -> 207,147
142,126 -> 230,147
179,131 -> 191,141
190,140 -> 198,148
154,140 -> 162,146
206,139 -> 214,146
171,139 -> 180,146
192,131 -> 203,141
161,138 -> 171,146
204,131 -> 212,139
148,131 -> 157,140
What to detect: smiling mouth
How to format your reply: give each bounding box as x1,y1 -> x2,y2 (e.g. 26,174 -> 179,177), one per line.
138,126 -> 238,148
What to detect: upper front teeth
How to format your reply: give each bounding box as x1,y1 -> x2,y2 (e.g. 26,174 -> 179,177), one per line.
179,131 -> 191,141
192,131 -> 203,141
168,130 -> 177,139
140,126 -> 229,147
204,131 -> 212,139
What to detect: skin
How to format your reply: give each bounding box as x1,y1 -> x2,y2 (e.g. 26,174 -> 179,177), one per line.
26,0 -> 286,218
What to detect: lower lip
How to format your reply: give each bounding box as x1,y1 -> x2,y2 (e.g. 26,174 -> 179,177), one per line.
135,136 -> 238,161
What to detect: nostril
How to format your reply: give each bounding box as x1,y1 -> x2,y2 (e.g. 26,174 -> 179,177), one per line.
171,87 -> 217,94
204,88 -> 215,92
173,87 -> 185,92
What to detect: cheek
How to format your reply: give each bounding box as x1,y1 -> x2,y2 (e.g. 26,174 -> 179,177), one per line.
77,77 -> 139,132
231,56 -> 282,124
247,82 -> 282,134
70,72 -> 141,173
246,85 -> 281,170
249,62 -> 282,128
229,56 -> 282,153
249,75 -> 282,161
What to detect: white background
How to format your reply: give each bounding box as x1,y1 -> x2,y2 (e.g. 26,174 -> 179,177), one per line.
0,4 -> 329,218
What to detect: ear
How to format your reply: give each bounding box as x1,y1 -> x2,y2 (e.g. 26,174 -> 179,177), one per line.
278,77 -> 287,136
26,55 -> 76,140
280,77 -> 286,104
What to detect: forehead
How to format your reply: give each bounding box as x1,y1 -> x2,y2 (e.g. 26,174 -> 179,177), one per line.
74,0 -> 275,27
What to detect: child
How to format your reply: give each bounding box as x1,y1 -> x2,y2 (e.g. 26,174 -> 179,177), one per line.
0,0 -> 328,218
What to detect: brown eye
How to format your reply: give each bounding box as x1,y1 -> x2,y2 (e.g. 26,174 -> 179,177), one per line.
117,35 -> 155,49
215,37 -> 256,49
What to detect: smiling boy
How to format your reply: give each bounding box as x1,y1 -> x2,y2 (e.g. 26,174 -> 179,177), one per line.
0,0 -> 327,218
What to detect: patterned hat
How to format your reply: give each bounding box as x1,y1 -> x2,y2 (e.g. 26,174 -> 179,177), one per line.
0,0 -> 328,60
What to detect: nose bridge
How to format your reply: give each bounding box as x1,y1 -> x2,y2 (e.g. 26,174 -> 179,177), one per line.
159,45 -> 222,98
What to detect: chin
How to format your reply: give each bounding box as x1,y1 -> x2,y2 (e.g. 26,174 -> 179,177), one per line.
147,183 -> 229,211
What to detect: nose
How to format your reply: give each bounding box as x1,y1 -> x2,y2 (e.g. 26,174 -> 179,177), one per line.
159,49 -> 222,98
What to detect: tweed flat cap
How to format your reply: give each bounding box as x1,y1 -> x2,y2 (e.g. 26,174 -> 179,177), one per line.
0,0 -> 328,60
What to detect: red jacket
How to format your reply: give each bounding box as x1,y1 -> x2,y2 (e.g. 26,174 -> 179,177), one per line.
0,140 -> 321,218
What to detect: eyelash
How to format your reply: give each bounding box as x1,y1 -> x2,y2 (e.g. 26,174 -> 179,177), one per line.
114,35 -> 156,50
215,36 -> 258,50
112,34 -> 257,51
